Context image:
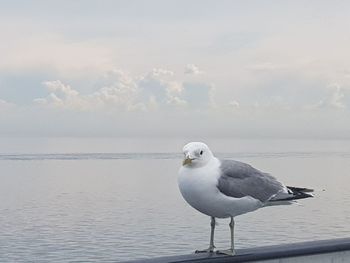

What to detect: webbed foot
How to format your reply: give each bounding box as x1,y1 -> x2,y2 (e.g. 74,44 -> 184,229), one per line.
195,246 -> 215,253
216,248 -> 235,256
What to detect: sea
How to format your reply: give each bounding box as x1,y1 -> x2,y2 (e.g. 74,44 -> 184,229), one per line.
1,137 -> 350,262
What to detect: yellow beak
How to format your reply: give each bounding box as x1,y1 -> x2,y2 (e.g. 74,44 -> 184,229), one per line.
182,157 -> 193,166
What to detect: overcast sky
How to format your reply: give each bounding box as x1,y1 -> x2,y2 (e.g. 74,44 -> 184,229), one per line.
1,1 -> 350,138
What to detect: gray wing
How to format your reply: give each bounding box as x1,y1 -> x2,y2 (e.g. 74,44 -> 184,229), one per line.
217,159 -> 284,203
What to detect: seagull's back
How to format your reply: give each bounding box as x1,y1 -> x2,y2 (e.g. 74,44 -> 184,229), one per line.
217,159 -> 287,203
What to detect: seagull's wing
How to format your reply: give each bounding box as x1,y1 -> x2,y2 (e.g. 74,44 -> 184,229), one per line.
217,159 -> 285,203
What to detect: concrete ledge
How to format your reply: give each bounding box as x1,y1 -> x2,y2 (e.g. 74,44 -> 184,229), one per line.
121,237 -> 350,263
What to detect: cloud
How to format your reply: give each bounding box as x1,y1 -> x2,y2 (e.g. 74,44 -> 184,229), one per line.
149,68 -> 174,77
37,66 -> 350,117
3,72 -> 350,139
138,68 -> 189,109
0,99 -> 16,111
90,70 -> 143,111
34,71 -> 142,111
165,81 -> 187,107
228,100 -> 240,109
306,84 -> 347,110
138,68 -> 172,107
34,68 -> 214,112
184,64 -> 203,75
327,85 -> 346,109
34,80 -> 87,110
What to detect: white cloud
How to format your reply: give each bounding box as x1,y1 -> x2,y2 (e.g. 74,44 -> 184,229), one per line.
328,85 -> 346,109
166,82 -> 187,107
184,64 -> 203,75
229,100 -> 240,109
0,99 -> 16,111
306,84 -> 347,110
34,68 -> 215,112
166,95 -> 187,107
34,80 -> 88,110
35,71 -> 141,111
90,70 -> 142,111
149,68 -> 174,77
139,68 -> 179,108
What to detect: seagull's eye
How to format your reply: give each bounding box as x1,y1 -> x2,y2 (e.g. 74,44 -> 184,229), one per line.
200,150 -> 203,155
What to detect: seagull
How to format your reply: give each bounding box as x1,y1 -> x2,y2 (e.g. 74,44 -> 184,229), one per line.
178,142 -> 313,256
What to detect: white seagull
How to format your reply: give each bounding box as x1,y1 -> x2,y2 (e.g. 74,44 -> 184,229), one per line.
178,142 -> 313,256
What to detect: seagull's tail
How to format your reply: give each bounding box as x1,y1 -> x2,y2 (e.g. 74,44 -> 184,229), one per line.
267,186 -> 314,205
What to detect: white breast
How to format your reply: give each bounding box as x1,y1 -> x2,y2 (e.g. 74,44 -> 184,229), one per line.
178,157 -> 262,218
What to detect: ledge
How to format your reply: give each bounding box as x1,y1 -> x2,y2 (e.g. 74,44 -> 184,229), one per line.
121,237 -> 350,263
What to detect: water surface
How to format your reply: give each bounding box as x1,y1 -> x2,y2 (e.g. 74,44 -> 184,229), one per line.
1,138 -> 350,262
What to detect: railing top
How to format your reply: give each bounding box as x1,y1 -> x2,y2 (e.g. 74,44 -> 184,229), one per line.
121,237 -> 350,263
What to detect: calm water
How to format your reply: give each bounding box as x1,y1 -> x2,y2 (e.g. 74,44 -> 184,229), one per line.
1,138 -> 350,262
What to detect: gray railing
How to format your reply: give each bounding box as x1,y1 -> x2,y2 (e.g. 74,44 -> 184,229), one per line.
121,237 -> 350,263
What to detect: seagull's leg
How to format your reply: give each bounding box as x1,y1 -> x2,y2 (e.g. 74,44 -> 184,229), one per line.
229,217 -> 236,254
209,216 -> 216,250
217,217 -> 236,256
195,216 -> 216,253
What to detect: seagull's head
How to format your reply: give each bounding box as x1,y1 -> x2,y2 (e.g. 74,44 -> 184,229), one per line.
182,142 -> 213,167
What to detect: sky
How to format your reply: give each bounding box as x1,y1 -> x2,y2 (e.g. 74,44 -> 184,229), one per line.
1,0 -> 350,139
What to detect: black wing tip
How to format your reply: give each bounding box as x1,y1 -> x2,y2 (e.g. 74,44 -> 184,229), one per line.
270,186 -> 314,202
286,186 -> 314,200
287,186 -> 314,193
